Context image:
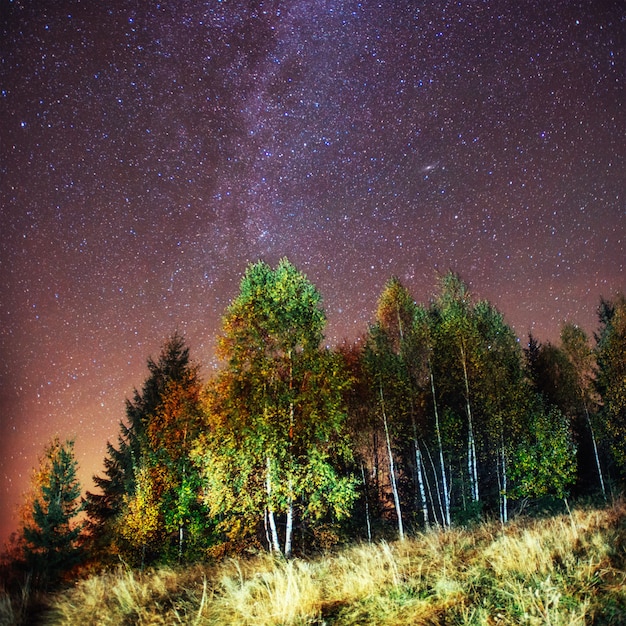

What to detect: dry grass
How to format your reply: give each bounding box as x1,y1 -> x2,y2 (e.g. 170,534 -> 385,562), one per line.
11,500 -> 625,625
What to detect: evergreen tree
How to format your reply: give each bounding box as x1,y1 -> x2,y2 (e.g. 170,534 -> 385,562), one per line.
21,438 -> 83,588
85,332 -> 200,564
525,339 -> 579,416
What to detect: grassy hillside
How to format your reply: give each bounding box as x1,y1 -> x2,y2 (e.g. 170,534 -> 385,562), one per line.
4,500 -> 626,625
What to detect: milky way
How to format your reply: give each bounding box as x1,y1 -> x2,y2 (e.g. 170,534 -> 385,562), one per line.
1,1 -> 624,542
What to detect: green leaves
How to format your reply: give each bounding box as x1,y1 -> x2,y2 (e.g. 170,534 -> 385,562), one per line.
196,259 -> 357,554
220,258 -> 325,366
595,294 -> 626,472
510,405 -> 577,500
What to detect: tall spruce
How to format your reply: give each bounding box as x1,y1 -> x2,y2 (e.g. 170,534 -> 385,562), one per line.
21,438 -> 83,588
85,332 -> 198,562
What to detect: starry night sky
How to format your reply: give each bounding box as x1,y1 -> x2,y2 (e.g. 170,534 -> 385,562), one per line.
1,1 -> 624,543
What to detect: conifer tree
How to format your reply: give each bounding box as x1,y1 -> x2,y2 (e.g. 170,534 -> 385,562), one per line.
85,332 -> 201,563
21,438 -> 83,588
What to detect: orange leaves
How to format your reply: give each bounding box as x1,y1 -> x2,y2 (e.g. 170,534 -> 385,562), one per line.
147,374 -> 203,461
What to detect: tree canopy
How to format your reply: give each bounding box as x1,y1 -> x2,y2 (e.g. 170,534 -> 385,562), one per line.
6,262 -> 623,581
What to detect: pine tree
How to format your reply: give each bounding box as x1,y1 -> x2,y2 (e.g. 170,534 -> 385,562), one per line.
21,438 -> 83,588
85,332 -> 200,563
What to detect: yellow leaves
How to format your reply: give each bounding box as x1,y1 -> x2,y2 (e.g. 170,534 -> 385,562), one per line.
118,466 -> 161,549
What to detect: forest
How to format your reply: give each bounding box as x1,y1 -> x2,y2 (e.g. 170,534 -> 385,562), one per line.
3,258 -> 626,594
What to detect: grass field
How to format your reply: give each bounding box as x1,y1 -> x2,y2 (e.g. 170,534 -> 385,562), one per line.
3,500 -> 625,625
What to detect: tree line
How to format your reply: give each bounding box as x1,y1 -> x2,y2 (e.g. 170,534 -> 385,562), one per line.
4,258 -> 626,587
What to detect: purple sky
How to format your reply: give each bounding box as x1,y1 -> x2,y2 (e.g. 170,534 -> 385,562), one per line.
1,0 -> 624,544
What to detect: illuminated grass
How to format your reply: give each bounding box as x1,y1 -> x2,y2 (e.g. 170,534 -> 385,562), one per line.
13,500 -> 625,625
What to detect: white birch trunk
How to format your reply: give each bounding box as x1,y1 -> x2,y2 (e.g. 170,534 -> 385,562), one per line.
380,384 -> 404,541
460,344 -> 479,502
284,497 -> 293,558
415,441 -> 429,529
584,401 -> 607,500
264,508 -> 271,550
429,362 -> 450,527
424,441 -> 445,527
284,359 -> 295,558
178,525 -> 184,562
265,456 -> 281,553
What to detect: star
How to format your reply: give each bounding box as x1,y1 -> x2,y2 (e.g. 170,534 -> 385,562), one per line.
0,0 -> 623,544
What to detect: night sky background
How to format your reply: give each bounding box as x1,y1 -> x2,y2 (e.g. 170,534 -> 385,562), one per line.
1,0 -> 624,544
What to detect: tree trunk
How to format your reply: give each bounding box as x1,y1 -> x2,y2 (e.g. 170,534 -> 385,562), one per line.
460,344 -> 479,502
178,524 -> 184,563
429,361 -> 450,527
361,462 -> 372,543
496,442 -> 508,525
264,508 -> 271,550
501,444 -> 508,525
414,440 -> 429,529
380,384 -> 404,541
284,363 -> 295,558
424,441 -> 445,527
410,411 -> 429,529
284,497 -> 293,558
265,457 -> 281,553
584,400 -> 607,501
284,474 -> 294,558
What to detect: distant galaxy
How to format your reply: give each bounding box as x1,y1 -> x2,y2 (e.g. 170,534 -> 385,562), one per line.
1,1 -> 624,542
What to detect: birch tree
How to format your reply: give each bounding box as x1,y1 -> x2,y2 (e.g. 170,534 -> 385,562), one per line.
433,272 -> 481,506
473,300 -> 528,523
195,259 -> 356,556
560,322 -> 607,500
416,304 -> 451,527
595,294 -> 626,475
365,277 -> 432,537
364,329 -> 406,541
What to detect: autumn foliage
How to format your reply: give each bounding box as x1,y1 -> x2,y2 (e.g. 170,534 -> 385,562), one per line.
3,261 -> 625,615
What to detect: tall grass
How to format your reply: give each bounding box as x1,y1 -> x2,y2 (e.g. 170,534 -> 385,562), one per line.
11,500 -> 626,625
